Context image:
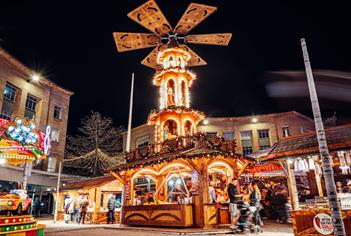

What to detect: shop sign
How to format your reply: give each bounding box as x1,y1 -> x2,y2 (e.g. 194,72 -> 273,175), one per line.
338,193 -> 351,210
313,213 -> 334,235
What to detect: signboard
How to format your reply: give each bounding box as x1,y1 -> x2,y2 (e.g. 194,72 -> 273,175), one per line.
338,193 -> 351,210
125,177 -> 131,200
313,213 -> 334,235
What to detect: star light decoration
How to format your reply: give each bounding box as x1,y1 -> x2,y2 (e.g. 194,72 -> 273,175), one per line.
7,119 -> 39,146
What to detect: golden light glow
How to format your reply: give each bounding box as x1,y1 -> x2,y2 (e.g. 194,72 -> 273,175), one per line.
157,48 -> 191,69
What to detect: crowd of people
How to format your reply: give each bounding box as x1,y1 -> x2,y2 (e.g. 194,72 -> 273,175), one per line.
64,194 -> 118,224
224,177 -> 291,232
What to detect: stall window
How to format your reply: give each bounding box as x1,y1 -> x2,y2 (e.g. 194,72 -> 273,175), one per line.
223,131 -> 234,141
1,83 -> 16,120
258,129 -> 270,150
240,131 -> 253,155
100,191 -> 122,209
282,127 -> 290,137
136,135 -> 150,148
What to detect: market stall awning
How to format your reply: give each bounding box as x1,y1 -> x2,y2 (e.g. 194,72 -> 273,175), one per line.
261,124 -> 351,161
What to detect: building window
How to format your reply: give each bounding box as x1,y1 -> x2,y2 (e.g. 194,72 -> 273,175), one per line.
25,94 -> 38,119
47,156 -> 57,172
282,127 -> 290,137
240,131 -> 253,155
51,128 -> 60,142
258,129 -> 270,150
54,106 -> 62,120
1,83 -> 16,119
223,131 -> 234,141
135,135 -> 149,148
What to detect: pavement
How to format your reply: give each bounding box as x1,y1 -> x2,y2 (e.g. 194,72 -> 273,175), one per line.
39,218 -> 294,236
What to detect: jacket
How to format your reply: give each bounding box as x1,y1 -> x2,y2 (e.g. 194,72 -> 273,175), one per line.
227,183 -> 239,203
108,197 -> 116,211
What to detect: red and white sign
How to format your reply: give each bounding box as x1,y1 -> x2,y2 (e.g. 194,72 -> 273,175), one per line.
313,213 -> 334,235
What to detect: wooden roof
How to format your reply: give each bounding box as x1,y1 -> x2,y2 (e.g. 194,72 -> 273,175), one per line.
62,175 -> 117,190
262,124 -> 351,161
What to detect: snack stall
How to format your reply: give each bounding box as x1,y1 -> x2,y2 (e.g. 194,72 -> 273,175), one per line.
55,175 -> 123,224
0,118 -> 50,235
262,125 -> 351,235
110,134 -> 253,228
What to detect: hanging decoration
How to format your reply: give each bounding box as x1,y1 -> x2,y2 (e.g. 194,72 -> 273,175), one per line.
0,118 -> 50,166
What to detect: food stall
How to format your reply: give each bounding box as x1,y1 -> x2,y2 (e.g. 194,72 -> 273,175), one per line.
110,134 -> 253,228
0,117 -> 50,235
261,124 -> 351,235
55,175 -> 123,224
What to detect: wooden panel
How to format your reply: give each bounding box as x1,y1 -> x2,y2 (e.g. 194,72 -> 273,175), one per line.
219,204 -> 230,224
113,32 -> 159,52
122,204 -> 193,227
127,0 -> 172,36
204,204 -> 217,226
174,3 -> 217,35
179,45 -> 207,67
185,33 -> 232,46
141,45 -> 167,69
94,211 -> 120,224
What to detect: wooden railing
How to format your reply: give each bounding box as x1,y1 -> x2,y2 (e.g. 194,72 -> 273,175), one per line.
124,133 -> 237,163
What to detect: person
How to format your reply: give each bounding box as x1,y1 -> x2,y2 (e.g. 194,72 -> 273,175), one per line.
345,181 -> 351,193
87,199 -> 95,223
227,178 -> 241,230
242,188 -> 250,203
34,198 -> 41,217
208,185 -> 217,203
249,181 -> 263,226
147,192 -> 155,204
107,194 -> 116,224
79,196 -> 89,224
73,197 -> 81,223
68,199 -> 75,223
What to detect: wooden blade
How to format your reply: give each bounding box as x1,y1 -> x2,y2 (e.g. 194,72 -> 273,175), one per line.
113,32 -> 160,52
174,3 -> 217,35
179,45 -> 207,67
185,33 -> 232,46
127,0 -> 172,36
141,45 -> 167,69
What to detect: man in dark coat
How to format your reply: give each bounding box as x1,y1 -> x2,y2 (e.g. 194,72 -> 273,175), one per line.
107,194 -> 116,224
227,178 -> 240,229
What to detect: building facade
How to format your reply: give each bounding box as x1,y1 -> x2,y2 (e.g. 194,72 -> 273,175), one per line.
0,47 -> 73,172
123,111 -> 315,155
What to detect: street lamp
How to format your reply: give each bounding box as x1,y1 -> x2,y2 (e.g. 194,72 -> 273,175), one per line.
252,117 -> 258,123
27,73 -> 41,82
203,119 -> 209,125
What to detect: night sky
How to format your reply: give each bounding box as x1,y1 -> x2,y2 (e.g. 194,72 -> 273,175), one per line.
1,0 -> 351,133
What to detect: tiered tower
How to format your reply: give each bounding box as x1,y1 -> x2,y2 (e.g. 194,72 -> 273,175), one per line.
147,47 -> 205,143
113,0 -> 232,146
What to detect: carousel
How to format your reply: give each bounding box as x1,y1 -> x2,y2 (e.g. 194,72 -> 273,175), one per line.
0,117 -> 50,235
110,0 -> 254,228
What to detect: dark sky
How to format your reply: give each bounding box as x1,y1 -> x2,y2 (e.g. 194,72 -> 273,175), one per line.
1,0 -> 351,133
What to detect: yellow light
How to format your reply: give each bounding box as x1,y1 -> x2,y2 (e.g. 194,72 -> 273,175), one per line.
203,119 -> 209,125
252,117 -> 258,123
31,74 -> 40,81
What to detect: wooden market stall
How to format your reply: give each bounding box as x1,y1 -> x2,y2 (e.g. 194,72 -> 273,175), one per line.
261,124 -> 351,235
56,175 -> 123,224
110,134 -> 253,228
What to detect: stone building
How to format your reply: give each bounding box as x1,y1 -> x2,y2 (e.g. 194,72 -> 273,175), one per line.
122,111 -> 315,155
0,47 -> 73,172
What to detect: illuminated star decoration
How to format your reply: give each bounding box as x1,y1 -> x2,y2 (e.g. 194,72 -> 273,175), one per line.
7,119 -> 39,146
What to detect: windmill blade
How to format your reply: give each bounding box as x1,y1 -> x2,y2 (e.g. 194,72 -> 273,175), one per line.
174,3 -> 217,35
127,0 -> 172,36
113,32 -> 160,52
179,45 -> 207,67
141,45 -> 167,69
185,33 -> 232,46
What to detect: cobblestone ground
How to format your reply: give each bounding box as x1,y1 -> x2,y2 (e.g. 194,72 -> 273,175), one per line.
45,222 -> 294,236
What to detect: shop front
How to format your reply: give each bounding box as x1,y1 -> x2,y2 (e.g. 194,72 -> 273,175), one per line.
262,124 -> 351,235
111,134 -> 253,228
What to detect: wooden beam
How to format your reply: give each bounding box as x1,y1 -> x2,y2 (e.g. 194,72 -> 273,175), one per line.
238,160 -> 250,176
110,171 -> 125,185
